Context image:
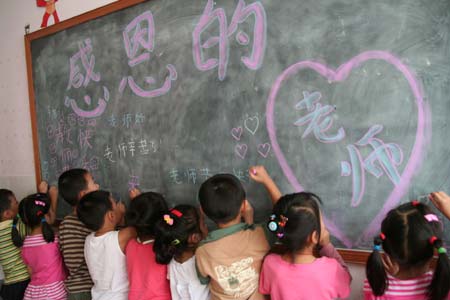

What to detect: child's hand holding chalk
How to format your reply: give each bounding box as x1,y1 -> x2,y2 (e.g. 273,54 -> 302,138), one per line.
249,165 -> 270,183
429,191 -> 450,221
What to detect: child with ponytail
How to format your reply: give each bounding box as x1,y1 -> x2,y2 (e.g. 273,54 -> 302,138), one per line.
259,192 -> 351,300
125,192 -> 171,300
364,201 -> 450,300
153,204 -> 210,300
0,183 -> 56,300
19,193 -> 67,300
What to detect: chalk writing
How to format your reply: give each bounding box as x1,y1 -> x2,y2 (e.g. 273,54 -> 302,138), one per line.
168,168 -> 249,185
128,175 -> 140,190
120,11 -> 177,98
103,138 -> 158,163
65,38 -> 110,118
341,125 -> 404,207
294,91 -> 345,143
193,0 -> 267,80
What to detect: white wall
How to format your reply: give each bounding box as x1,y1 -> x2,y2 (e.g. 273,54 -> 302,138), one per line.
0,1 -> 365,298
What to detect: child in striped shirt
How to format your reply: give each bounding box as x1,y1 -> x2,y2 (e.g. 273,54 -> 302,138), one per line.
364,201 -> 450,300
18,193 -> 66,300
58,168 -> 99,300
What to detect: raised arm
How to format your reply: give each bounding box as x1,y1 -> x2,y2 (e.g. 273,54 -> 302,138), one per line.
249,166 -> 282,205
430,191 -> 450,221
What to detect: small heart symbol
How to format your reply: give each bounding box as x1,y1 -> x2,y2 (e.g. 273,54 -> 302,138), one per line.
244,116 -> 259,135
257,143 -> 271,158
266,51 -> 428,247
235,144 -> 248,159
231,127 -> 243,141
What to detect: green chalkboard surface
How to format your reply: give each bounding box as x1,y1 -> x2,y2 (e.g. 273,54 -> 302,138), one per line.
27,0 -> 450,252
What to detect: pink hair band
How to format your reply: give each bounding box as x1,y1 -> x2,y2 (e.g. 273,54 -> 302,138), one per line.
424,214 -> 439,222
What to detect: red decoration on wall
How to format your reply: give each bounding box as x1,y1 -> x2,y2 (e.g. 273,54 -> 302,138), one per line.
37,0 -> 60,28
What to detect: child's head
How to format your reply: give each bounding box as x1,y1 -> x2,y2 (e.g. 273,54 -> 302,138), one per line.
366,201 -> 450,300
198,174 -> 246,225
125,192 -> 168,239
0,189 -> 23,248
153,204 -> 205,264
58,168 -> 99,207
77,190 -> 121,232
268,192 -> 323,255
18,193 -> 55,244
0,189 -> 18,221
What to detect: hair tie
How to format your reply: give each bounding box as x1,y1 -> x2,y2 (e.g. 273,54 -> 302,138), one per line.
373,245 -> 382,251
37,211 -> 43,216
170,209 -> 183,218
171,239 -> 180,246
411,200 -> 420,206
429,236 -> 438,245
267,214 -> 278,232
424,214 -> 439,222
41,217 -> 46,223
380,232 -> 386,240
163,214 -> 174,226
276,233 -> 284,238
438,247 -> 447,254
35,200 -> 46,207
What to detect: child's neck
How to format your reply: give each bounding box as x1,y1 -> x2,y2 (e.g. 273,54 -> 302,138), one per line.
396,262 -> 431,280
174,248 -> 196,264
95,223 -> 116,236
217,214 -> 242,229
283,245 -> 316,264
30,226 -> 43,236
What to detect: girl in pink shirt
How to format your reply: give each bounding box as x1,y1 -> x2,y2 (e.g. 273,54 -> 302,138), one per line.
259,192 -> 351,300
364,201 -> 450,300
18,193 -> 67,300
125,192 -> 171,300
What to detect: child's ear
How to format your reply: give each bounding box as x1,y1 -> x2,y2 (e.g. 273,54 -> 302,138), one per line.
188,233 -> 202,245
310,230 -> 319,245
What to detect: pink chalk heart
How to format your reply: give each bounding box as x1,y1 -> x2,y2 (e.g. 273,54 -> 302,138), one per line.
266,51 -> 427,247
235,144 -> 248,159
231,127 -> 243,141
257,143 -> 271,158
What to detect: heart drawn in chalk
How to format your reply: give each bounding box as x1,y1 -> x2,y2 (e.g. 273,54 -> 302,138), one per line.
235,144 -> 248,159
231,127 -> 243,141
244,116 -> 259,135
257,143 -> 271,158
266,51 -> 428,247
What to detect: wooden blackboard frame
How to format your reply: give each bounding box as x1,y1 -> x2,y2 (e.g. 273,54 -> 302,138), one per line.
24,0 -> 370,264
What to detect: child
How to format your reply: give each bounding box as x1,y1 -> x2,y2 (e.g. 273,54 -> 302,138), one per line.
125,192 -> 171,300
0,189 -> 30,300
259,192 -> 351,300
0,183 -> 55,300
364,201 -> 450,300
154,204 -> 210,300
18,193 -> 67,300
58,168 -> 99,300
77,190 -> 136,300
196,171 -> 278,300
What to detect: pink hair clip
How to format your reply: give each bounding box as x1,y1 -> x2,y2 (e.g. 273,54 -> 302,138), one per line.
424,214 -> 439,223
163,214 -> 174,226
35,200 -> 46,207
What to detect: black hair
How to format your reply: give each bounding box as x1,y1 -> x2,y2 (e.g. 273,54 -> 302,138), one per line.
18,193 -> 55,244
153,205 -> 201,264
366,202 -> 450,300
268,192 -> 322,258
125,192 -> 168,238
198,174 -> 245,224
58,168 -> 89,206
77,190 -> 112,231
0,189 -> 23,247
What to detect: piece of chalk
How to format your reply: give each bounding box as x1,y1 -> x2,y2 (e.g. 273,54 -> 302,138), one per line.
252,169 -> 257,175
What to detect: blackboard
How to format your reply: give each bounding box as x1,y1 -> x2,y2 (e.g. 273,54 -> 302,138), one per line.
26,0 -> 450,258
